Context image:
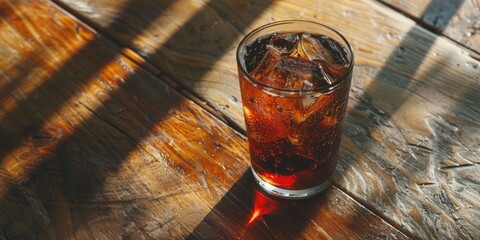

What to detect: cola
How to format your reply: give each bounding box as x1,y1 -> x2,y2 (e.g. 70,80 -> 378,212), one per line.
237,21 -> 353,198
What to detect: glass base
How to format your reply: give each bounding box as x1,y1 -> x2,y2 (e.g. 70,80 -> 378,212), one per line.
251,167 -> 330,199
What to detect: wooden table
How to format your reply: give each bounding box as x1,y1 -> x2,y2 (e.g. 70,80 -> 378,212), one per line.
0,0 -> 478,239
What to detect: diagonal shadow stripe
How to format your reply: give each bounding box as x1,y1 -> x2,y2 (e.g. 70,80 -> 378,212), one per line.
352,0 -> 465,120
337,0 -> 467,238
0,0 -> 175,163
0,0 -> 275,238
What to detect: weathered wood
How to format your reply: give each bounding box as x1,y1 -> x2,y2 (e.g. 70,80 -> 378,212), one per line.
188,171 -> 409,240
0,0 -> 409,239
378,0 -> 480,56
53,0 -> 480,239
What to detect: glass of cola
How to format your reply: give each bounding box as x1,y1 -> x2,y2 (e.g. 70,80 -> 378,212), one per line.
236,20 -> 354,199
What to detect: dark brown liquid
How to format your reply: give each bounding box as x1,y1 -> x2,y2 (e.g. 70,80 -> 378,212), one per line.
239,32 -> 351,189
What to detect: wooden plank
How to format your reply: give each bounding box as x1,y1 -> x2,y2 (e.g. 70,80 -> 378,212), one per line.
378,0 -> 480,56
0,0 -> 409,239
53,0 -> 480,239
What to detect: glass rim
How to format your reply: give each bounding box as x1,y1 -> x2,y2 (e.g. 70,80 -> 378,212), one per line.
236,20 -> 354,94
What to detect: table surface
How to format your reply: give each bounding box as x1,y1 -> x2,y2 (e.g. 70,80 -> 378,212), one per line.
0,0 -> 479,239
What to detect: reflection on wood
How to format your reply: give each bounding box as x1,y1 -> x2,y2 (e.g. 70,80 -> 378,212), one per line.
0,0 -> 409,239
188,171 -> 409,239
54,0 -> 480,238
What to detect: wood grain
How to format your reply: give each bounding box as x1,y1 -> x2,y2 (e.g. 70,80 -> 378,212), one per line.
53,0 -> 480,239
0,0 -> 409,239
378,0 -> 480,56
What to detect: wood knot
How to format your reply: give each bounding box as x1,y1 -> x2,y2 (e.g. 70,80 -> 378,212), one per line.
31,131 -> 54,147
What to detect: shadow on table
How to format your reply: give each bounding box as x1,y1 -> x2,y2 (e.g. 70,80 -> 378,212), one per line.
0,0 -> 175,170
351,0 -> 465,125
0,0 -> 276,238
340,0 -> 466,183
186,170 -> 323,239
337,0 -> 472,237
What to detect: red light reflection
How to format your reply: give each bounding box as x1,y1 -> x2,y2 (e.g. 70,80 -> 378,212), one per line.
247,190 -> 283,226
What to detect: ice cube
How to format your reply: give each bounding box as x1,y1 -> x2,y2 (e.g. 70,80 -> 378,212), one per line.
251,39 -> 335,90
270,56 -> 331,90
288,133 -> 303,145
302,95 -> 316,108
244,34 -> 273,72
299,34 -> 350,77
244,97 -> 289,143
250,48 -> 281,83
268,33 -> 299,55
291,94 -> 336,124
